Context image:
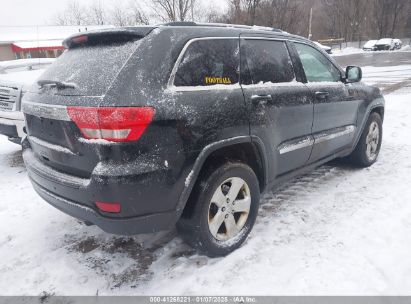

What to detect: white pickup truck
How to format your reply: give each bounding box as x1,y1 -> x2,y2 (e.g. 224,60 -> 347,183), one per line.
0,58 -> 54,144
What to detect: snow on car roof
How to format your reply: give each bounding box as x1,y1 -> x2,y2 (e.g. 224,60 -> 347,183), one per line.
0,68 -> 45,87
364,40 -> 378,46
0,58 -> 55,71
12,40 -> 63,49
0,25 -> 114,44
376,38 -> 393,44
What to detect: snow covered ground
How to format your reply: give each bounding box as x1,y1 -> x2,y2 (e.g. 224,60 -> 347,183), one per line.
331,45 -> 411,56
1,65 -> 411,296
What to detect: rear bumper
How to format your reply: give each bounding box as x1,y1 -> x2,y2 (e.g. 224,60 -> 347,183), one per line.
0,120 -> 18,138
23,147 -> 183,235
31,180 -> 176,235
0,110 -> 25,140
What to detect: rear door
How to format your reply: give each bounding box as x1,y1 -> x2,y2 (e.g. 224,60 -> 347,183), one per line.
240,37 -> 314,178
292,42 -> 360,163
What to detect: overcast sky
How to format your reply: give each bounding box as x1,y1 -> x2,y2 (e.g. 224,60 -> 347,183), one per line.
0,0 -> 228,26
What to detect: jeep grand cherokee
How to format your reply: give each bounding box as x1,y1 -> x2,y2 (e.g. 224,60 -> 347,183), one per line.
21,23 -> 384,257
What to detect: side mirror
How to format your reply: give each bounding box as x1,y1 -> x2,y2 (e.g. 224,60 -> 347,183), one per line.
346,66 -> 362,83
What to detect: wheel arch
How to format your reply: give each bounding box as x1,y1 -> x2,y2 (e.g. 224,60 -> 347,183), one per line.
175,136 -> 268,219
371,106 -> 384,121
350,100 -> 385,156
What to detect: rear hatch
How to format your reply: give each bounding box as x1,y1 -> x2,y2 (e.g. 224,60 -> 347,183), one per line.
23,28 -> 155,178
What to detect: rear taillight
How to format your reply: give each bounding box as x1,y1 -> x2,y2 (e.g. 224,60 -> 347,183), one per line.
67,107 -> 155,142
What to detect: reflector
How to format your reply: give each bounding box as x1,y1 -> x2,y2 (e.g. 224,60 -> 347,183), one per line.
95,201 -> 121,213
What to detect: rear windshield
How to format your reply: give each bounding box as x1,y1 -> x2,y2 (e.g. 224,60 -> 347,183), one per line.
36,40 -> 139,96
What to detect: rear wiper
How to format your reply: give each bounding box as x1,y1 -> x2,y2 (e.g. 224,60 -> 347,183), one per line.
37,80 -> 77,89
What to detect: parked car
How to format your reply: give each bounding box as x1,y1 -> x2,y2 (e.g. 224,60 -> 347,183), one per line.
21,23 -> 385,257
375,38 -> 395,51
363,40 -> 378,51
393,39 -> 403,50
0,59 -> 54,144
314,41 -> 332,54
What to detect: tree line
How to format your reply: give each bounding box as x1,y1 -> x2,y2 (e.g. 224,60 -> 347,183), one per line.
53,0 -> 411,41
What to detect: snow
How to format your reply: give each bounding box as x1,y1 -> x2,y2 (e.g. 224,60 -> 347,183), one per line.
0,58 -> 55,70
363,40 -> 378,49
12,40 -> 63,49
332,45 -> 410,57
361,65 -> 411,87
1,65 -> 411,296
376,38 -> 393,45
78,138 -> 112,145
0,26 -> 113,44
331,47 -> 365,56
0,69 -> 45,88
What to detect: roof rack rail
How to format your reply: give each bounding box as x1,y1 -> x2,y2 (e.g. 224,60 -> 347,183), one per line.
161,21 -> 282,33
162,21 -> 197,26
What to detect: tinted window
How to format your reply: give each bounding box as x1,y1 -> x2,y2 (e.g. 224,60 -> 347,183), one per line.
174,39 -> 239,87
295,43 -> 341,82
241,40 -> 295,85
37,40 -> 140,96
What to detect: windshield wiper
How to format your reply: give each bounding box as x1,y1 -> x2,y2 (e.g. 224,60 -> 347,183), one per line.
37,80 -> 77,89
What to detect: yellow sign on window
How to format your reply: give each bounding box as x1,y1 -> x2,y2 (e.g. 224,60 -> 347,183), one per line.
205,77 -> 232,85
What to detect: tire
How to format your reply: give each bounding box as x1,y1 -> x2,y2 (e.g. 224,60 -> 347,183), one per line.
347,112 -> 383,167
177,162 -> 260,257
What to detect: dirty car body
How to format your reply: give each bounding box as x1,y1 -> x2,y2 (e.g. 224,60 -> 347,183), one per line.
22,24 -> 385,237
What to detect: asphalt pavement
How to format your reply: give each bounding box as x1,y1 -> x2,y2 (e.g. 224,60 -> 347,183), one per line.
333,49 -> 411,68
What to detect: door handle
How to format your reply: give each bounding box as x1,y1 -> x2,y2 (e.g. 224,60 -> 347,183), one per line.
315,91 -> 330,99
251,94 -> 272,105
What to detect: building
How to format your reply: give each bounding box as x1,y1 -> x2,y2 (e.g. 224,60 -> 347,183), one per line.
0,25 -> 113,61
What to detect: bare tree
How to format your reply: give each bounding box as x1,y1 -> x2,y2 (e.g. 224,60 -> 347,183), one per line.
129,0 -> 150,25
374,0 -> 408,38
110,2 -> 130,26
68,0 -> 86,25
151,0 -> 196,22
52,0 -> 86,25
49,0 -> 410,41
88,0 -> 106,25
244,0 -> 261,25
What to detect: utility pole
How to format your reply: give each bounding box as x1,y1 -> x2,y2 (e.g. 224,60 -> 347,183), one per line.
191,0 -> 194,21
308,7 -> 313,40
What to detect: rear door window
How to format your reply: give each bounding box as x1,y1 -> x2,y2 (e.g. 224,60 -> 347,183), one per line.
240,39 -> 295,85
173,39 -> 240,87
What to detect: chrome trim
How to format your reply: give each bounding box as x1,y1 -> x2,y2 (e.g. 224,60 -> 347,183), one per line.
278,136 -> 314,155
167,37 -> 239,90
240,36 -> 287,42
0,83 -> 22,111
314,125 -> 356,144
278,125 -> 356,155
22,100 -> 70,121
167,83 -> 242,92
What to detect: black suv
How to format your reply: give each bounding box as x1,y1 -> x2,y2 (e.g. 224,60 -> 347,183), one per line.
22,23 -> 385,257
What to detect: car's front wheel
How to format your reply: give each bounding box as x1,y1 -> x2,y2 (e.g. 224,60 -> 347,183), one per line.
177,162 -> 260,257
347,112 -> 383,167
